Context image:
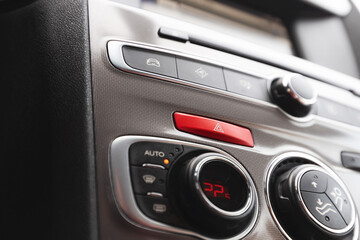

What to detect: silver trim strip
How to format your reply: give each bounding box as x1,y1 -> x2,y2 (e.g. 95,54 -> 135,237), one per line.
264,152 -> 359,240
142,163 -> 165,169
110,135 -> 259,240
147,192 -> 164,198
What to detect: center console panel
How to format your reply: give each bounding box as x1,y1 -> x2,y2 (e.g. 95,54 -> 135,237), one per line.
89,0 -> 360,239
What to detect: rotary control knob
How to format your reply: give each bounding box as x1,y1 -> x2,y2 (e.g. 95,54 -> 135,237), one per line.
171,152 -> 257,238
275,164 -> 356,239
270,74 -> 317,117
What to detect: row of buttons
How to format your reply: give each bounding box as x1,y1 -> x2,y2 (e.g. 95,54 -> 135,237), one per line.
129,142 -> 184,225
300,170 -> 352,229
110,43 -> 360,129
109,42 -> 360,129
122,46 -> 270,102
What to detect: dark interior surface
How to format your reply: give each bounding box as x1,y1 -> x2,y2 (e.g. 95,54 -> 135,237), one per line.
0,0 -> 97,239
236,0 -> 360,78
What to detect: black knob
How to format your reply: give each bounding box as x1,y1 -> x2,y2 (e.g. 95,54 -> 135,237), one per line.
270,74 -> 317,117
172,152 -> 257,238
275,164 -> 355,239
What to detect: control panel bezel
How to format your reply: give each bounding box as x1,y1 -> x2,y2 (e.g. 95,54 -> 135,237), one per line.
264,152 -> 359,240
109,135 -> 259,240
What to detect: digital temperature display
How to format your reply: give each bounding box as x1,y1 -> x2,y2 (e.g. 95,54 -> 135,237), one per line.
198,161 -> 248,211
202,181 -> 230,199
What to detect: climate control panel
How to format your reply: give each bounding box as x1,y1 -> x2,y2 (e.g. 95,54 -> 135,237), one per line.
110,136 -> 358,240
266,153 -> 358,240
110,136 -> 258,239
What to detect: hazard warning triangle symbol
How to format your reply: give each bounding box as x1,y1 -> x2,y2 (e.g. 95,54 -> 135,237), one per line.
213,123 -> 224,133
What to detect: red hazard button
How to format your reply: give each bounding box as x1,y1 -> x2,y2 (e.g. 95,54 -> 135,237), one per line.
173,112 -> 254,147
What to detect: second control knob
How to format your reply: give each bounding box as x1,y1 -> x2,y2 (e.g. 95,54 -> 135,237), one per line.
275,164 -> 355,239
270,74 -> 317,117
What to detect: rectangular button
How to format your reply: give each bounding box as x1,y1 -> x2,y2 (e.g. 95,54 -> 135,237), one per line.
158,27 -> 189,42
135,195 -> 184,227
130,166 -> 167,196
224,69 -> 271,102
317,98 -> 360,127
174,112 -> 254,147
122,46 -> 177,78
341,152 -> 360,171
176,57 -> 226,90
129,142 -> 183,169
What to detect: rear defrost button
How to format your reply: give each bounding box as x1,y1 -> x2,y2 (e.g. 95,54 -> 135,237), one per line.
130,166 -> 167,196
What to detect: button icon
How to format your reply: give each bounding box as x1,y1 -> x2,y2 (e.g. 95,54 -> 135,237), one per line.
144,150 -> 165,157
313,195 -> 336,216
195,67 -> 208,79
153,203 -> 167,213
315,203 -> 336,216
325,178 -> 352,224
326,104 -> 338,116
213,123 -> 224,133
301,191 -> 347,229
142,174 -> 156,184
146,58 -> 161,68
300,170 -> 327,193
330,187 -> 344,211
239,79 -> 251,90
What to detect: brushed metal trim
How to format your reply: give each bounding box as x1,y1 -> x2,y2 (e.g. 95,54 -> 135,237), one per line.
142,163 -> 165,169
110,135 -> 259,240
